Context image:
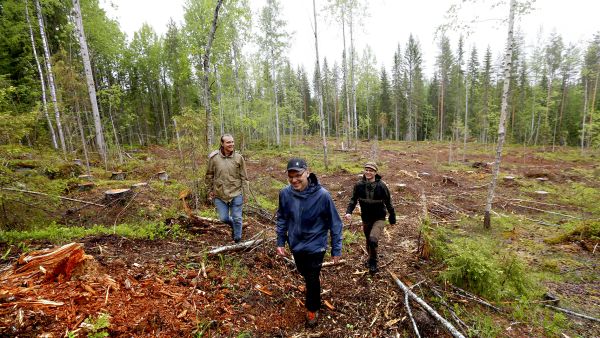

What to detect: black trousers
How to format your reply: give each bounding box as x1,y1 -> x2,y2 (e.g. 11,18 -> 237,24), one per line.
293,251 -> 325,312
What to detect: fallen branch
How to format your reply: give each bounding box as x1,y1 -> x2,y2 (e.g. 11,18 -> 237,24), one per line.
208,239 -> 264,255
448,285 -> 502,312
405,292 -> 421,338
544,305 -> 600,323
1,187 -> 105,207
430,287 -> 469,331
507,203 -> 579,219
390,271 -> 465,338
321,259 -> 346,268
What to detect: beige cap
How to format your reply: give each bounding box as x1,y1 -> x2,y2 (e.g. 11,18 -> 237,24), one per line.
364,162 -> 378,172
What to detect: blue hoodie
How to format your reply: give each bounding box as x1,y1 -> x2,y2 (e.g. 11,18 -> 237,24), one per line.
276,173 -> 343,256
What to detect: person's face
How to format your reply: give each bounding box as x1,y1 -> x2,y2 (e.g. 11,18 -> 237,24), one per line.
221,136 -> 235,153
288,169 -> 309,191
364,167 -> 376,181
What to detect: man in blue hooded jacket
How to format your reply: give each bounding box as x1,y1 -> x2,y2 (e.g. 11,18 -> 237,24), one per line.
276,158 -> 343,328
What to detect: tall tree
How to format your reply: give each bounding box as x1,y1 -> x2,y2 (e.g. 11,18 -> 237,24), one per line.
34,0 -> 66,155
72,0 -> 107,163
483,0 -> 517,229
312,0 -> 328,168
24,0 -> 57,149
258,0 -> 288,146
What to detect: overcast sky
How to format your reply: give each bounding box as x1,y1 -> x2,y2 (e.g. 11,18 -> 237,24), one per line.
100,0 -> 600,76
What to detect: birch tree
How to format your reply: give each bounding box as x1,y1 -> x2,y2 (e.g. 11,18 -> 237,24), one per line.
312,0 -> 328,168
24,0 -> 57,150
258,0 -> 288,147
34,0 -> 66,155
72,0 -> 107,163
483,0 -> 517,229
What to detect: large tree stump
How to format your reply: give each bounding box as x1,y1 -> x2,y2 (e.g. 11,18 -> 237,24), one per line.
78,174 -> 93,181
110,172 -> 126,180
73,158 -> 82,166
104,188 -> 132,204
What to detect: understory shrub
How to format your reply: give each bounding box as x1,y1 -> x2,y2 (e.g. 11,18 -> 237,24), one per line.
440,237 -> 532,300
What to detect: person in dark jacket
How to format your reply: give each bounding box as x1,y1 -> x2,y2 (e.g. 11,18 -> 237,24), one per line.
345,161 -> 396,274
276,158 -> 343,328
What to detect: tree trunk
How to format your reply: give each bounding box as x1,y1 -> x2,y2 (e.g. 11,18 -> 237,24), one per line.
72,0 -> 107,164
25,0 -> 57,150
215,64 -> 224,136
341,7 -> 351,148
271,55 -> 281,146
581,79 -> 588,152
35,0 -> 66,156
202,0 -> 223,148
484,0 -> 516,229
349,8 -> 358,142
107,100 -> 123,164
313,0 -> 328,169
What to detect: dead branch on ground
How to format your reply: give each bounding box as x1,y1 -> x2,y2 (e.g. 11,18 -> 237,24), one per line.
405,292 -> 421,338
389,271 -> 466,338
1,187 -> 105,207
544,305 -> 600,323
208,239 -> 265,255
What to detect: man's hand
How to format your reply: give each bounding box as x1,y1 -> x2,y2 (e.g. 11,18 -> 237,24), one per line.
208,191 -> 215,200
332,256 -> 341,264
276,247 -> 287,257
344,213 -> 352,221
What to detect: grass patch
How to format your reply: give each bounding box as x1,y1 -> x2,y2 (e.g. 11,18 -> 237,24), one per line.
0,221 -> 186,244
544,220 -> 600,244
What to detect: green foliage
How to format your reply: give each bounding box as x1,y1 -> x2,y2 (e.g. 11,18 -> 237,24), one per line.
342,229 -> 362,251
470,314 -> 501,338
436,235 -> 533,300
542,312 -> 569,337
0,222 -> 186,244
544,220 -> 600,244
83,313 -> 111,338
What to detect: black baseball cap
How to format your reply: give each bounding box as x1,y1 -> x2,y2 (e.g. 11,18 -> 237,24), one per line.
286,158 -> 308,172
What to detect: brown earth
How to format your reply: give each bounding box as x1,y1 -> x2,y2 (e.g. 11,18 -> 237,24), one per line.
1,141 -> 598,337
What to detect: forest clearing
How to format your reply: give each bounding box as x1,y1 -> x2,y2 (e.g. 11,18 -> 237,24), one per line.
1,140 -> 598,337
2,0 -> 600,336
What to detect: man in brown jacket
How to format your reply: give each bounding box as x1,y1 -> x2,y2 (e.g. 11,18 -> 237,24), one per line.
205,134 -> 249,243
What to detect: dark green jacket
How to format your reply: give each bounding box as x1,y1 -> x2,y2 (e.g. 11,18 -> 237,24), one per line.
346,174 -> 396,224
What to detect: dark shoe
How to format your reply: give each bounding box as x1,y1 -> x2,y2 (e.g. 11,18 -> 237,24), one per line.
234,238 -> 241,243
306,310 -> 319,328
368,261 -> 378,274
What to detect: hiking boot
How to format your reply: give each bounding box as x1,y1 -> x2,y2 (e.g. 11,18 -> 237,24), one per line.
234,238 -> 241,243
306,310 -> 319,328
368,260 -> 378,274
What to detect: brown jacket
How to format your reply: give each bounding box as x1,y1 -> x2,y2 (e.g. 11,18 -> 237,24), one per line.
205,149 -> 249,202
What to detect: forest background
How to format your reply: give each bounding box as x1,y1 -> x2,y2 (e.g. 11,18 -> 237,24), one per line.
0,0 -> 599,161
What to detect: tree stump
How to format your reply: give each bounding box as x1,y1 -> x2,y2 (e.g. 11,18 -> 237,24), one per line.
419,172 -> 431,178
442,175 -> 459,186
503,176 -> 515,181
395,183 -> 407,191
110,172 -> 126,180
157,171 -> 169,181
131,182 -> 148,189
78,182 -> 95,192
536,177 -> 549,182
534,190 -> 549,196
104,188 -> 132,203
78,174 -> 93,181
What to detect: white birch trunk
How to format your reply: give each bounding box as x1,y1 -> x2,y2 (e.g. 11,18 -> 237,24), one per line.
202,0 -> 223,147
483,0 -> 516,229
25,0 -> 57,150
349,8 -> 358,142
313,0 -> 328,169
271,54 -> 281,146
34,0 -> 66,155
72,0 -> 107,163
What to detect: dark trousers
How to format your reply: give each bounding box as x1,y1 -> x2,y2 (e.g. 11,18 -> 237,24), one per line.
293,251 -> 325,312
363,219 -> 385,263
